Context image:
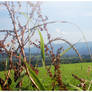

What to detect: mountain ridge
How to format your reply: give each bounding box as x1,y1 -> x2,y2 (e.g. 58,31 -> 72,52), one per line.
24,41 -> 92,56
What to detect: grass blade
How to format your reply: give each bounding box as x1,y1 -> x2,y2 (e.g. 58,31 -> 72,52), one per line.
24,62 -> 45,90
38,30 -> 45,67
60,45 -> 74,57
88,80 -> 92,91
0,85 -> 2,90
68,83 -> 82,91
16,69 -> 26,85
5,58 -> 8,70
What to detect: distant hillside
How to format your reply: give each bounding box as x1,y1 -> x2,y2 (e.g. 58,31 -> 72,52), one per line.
24,41 -> 92,56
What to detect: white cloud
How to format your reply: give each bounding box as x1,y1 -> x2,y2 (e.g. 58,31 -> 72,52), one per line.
56,28 -> 67,35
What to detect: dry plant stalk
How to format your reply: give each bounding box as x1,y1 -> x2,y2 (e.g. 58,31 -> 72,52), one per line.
72,74 -> 87,90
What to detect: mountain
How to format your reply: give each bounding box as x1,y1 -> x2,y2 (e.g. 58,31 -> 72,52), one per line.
24,41 -> 92,56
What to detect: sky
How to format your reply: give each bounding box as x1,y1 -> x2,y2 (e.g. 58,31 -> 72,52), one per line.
41,1 -> 92,43
0,1 -> 92,45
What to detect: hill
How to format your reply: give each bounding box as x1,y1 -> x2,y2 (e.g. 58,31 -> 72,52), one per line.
25,41 -> 92,56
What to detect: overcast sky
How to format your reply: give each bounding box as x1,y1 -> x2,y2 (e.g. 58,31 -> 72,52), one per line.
0,1 -> 92,44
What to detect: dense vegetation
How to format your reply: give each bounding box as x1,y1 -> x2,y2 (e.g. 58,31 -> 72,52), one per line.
0,54 -> 91,71
0,62 -> 92,90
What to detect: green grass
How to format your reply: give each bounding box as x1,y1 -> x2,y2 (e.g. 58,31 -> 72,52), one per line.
38,62 -> 92,90
0,62 -> 92,90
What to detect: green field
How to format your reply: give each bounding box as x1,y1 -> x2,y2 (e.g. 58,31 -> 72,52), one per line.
0,62 -> 92,90
38,62 -> 92,90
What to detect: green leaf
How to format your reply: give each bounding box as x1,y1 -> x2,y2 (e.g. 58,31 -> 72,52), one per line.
24,62 -> 45,90
68,83 -> 82,91
38,30 -> 45,67
0,85 -> 2,90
